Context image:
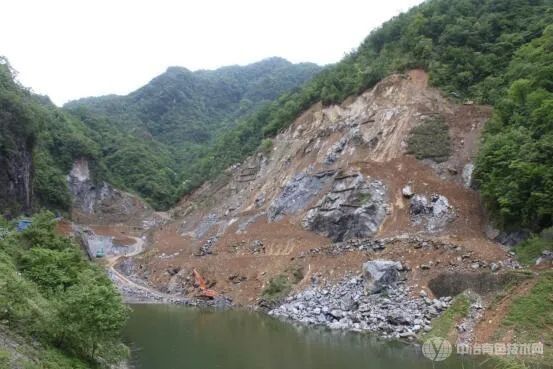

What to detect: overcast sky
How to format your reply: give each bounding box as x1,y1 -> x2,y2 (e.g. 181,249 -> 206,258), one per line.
1,0 -> 423,105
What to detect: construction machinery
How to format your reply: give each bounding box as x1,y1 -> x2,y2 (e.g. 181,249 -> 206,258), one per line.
193,269 -> 217,299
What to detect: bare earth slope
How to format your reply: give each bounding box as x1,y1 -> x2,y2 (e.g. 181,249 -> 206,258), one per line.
121,71 -> 514,307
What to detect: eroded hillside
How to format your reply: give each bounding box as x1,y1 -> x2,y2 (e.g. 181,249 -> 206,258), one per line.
116,71 -> 512,306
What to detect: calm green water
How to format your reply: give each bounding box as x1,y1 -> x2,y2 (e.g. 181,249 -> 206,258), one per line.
124,304 -> 483,369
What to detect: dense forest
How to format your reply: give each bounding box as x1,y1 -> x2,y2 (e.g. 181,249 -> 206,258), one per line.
177,0 -> 553,234
63,58 -> 320,208
0,213 -> 128,368
65,57 -> 321,147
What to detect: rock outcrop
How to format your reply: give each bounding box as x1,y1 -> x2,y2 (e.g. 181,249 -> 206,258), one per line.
0,137 -> 33,216
68,158 -> 153,225
303,172 -> 387,241
268,170 -> 334,222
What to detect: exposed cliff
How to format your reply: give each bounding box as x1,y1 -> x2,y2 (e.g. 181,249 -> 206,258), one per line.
0,62 -> 36,216
0,134 -> 33,216
67,158 -> 155,227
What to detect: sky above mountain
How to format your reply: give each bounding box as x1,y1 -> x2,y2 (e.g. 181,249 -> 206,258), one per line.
1,0 -> 423,105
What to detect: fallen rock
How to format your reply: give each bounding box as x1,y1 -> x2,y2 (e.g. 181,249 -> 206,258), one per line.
536,250 -> 553,266
269,275 -> 452,339
410,193 -> 455,232
462,163 -> 474,188
363,260 -> 402,293
402,184 -> 414,198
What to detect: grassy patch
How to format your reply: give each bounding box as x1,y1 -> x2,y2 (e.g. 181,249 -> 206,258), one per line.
287,265 -> 304,284
503,271 -> 553,342
492,271 -> 553,367
407,117 -> 451,163
259,138 -> 273,155
262,274 -> 292,301
262,265 -> 305,302
423,294 -> 470,339
357,192 -> 372,205
0,350 -> 10,367
514,227 -> 552,265
483,357 -> 531,369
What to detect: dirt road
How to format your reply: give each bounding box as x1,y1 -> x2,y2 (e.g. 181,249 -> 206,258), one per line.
106,236 -> 187,303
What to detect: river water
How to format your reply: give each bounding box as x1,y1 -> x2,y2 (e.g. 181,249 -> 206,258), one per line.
124,304 -> 485,369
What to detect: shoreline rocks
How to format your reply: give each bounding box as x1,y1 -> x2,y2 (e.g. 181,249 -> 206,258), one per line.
269,275 -> 451,339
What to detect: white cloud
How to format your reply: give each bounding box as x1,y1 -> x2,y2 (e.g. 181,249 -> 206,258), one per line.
1,0 -> 423,105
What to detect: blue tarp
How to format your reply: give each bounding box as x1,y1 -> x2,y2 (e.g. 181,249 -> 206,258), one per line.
16,219 -> 32,232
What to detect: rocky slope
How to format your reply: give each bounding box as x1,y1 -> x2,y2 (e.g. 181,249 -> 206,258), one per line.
59,69 -> 551,354
113,70 -> 516,312
67,158 -> 155,226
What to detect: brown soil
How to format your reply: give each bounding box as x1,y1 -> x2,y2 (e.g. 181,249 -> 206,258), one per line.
76,70 -> 512,309
474,278 -> 539,343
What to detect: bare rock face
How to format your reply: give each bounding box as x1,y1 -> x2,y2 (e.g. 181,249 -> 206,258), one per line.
409,194 -> 455,232
268,170 -> 335,222
303,172 -> 388,242
0,138 -> 33,216
362,260 -> 403,293
67,158 -> 152,225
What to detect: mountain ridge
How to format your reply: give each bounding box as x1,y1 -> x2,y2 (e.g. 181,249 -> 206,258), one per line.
64,57 -> 322,146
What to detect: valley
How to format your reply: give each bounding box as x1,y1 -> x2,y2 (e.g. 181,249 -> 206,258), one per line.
66,70 -> 549,367
1,0 -> 552,368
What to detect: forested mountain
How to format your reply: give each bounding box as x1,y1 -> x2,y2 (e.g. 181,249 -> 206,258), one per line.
65,57 -> 321,146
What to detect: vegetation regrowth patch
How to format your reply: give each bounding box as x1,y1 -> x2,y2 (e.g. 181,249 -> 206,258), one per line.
407,117 -> 451,163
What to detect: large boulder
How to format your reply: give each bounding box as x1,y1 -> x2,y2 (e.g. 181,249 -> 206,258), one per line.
402,184 -> 414,198
363,260 -> 402,293
409,193 -> 455,232
303,172 -> 388,242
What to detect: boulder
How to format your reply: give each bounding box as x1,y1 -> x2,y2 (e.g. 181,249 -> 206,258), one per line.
409,193 -> 455,232
402,184 -> 414,198
410,195 -> 431,215
363,260 -> 402,293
